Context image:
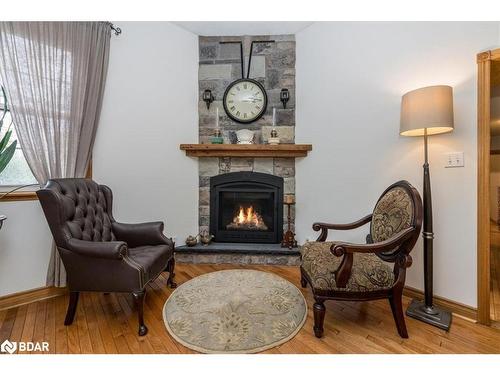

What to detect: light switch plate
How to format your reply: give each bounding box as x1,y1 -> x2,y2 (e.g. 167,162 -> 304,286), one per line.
445,152 -> 464,168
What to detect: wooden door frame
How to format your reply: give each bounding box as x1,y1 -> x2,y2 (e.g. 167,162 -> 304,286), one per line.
477,48 -> 500,324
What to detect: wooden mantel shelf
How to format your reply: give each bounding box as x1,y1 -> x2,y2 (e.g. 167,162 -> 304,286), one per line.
179,144 -> 312,158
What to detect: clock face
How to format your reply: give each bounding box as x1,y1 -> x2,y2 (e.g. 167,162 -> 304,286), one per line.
223,79 -> 267,123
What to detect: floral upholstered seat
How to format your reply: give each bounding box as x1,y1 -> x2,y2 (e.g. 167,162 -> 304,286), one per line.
300,241 -> 395,293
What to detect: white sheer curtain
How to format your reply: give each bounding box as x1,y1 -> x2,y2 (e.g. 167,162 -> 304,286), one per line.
0,22 -> 111,286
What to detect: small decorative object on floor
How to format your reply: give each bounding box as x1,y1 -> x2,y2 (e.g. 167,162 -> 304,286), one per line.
185,235 -> 198,247
236,129 -> 254,144
282,195 -> 297,249
210,108 -> 224,144
199,230 -> 214,246
163,269 -> 307,353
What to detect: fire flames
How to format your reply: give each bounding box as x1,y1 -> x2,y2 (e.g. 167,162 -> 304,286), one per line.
227,205 -> 268,230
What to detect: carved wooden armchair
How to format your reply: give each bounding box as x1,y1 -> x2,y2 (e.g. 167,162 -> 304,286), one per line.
300,180 -> 422,338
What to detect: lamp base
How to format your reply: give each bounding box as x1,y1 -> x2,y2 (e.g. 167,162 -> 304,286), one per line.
406,299 -> 452,331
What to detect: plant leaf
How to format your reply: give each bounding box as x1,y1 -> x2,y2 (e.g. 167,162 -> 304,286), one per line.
0,139 -> 16,175
0,129 -> 12,153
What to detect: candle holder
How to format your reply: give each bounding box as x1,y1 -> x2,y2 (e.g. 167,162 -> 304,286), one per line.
268,128 -> 280,145
281,197 -> 297,249
211,128 -> 224,144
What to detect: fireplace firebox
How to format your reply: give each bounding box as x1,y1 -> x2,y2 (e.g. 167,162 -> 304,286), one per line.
210,172 -> 283,243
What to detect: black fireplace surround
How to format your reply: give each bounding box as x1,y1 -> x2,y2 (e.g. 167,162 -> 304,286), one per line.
210,172 -> 283,243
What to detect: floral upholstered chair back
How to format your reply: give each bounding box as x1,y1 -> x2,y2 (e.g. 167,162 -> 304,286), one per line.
370,182 -> 421,261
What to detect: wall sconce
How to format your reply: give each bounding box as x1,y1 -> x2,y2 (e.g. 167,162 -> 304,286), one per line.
203,89 -> 215,110
280,88 -> 290,109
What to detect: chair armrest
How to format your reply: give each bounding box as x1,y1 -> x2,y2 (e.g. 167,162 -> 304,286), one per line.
331,227 -> 415,256
112,221 -> 173,248
67,238 -> 128,260
329,227 -> 415,288
312,214 -> 372,241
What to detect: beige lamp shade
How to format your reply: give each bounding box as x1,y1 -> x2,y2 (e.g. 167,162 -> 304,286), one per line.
400,85 -> 454,137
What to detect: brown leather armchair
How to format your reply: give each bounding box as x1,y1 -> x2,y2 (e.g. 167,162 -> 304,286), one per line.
300,180 -> 422,338
37,178 -> 176,336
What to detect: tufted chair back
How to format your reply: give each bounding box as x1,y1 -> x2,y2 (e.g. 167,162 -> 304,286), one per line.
37,178 -> 116,249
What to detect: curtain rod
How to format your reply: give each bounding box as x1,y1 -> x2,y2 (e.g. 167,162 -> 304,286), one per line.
109,23 -> 121,36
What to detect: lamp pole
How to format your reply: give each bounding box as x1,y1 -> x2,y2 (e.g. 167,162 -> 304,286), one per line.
406,129 -> 452,330
422,128 -> 435,311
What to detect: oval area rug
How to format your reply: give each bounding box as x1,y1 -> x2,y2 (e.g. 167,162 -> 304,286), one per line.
163,269 -> 307,353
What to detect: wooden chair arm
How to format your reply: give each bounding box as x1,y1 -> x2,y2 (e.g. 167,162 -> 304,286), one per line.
312,214 -> 372,241
331,227 -> 415,256
330,227 -> 415,288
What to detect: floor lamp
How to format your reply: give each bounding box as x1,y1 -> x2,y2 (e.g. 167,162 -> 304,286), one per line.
400,85 -> 454,331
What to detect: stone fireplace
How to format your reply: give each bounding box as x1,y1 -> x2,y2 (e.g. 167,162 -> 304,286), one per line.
174,33 -> 302,265
210,172 -> 283,243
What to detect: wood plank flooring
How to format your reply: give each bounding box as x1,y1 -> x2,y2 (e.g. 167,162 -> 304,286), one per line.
2,263 -> 500,354
491,221 -> 500,321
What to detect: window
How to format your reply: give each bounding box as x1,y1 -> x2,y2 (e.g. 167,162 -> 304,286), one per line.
0,85 -> 37,189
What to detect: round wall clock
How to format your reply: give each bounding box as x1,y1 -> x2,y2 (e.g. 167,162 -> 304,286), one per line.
223,78 -> 268,124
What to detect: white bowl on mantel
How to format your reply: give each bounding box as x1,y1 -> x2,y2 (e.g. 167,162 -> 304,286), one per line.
236,129 -> 254,144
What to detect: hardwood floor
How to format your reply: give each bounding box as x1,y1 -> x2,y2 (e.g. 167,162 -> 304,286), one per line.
491,221 -> 500,322
2,263 -> 500,354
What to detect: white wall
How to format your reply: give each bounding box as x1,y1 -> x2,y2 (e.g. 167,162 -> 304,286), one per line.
93,22 -> 199,244
296,22 -> 499,307
0,201 -> 52,296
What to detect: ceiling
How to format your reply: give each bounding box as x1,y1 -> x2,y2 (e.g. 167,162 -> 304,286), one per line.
173,22 -> 314,36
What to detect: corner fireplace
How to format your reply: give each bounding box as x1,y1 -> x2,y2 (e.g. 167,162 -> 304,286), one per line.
210,172 -> 283,243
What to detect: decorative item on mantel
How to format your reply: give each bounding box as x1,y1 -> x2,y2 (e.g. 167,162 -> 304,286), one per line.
210,107 -> 224,144
268,107 -> 280,145
236,129 -> 254,144
282,194 -> 297,249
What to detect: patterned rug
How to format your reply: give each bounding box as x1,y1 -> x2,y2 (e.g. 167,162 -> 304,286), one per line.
163,269 -> 307,353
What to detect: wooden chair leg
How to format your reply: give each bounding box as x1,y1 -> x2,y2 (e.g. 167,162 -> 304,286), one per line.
166,257 -> 177,288
313,299 -> 326,338
64,291 -> 79,326
300,268 -> 308,288
389,292 -> 408,338
132,290 -> 148,336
